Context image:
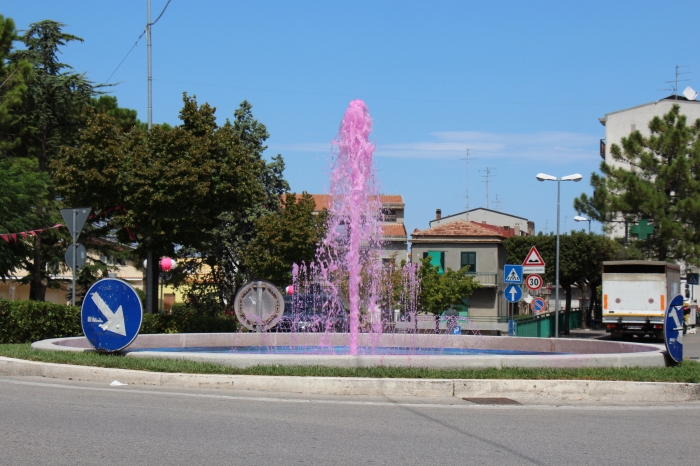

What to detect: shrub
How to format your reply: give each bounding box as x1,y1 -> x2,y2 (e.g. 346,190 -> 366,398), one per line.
0,299 -> 82,344
0,299 -> 238,344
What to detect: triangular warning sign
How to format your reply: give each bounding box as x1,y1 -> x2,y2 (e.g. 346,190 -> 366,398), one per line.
522,246 -> 546,267
505,268 -> 520,282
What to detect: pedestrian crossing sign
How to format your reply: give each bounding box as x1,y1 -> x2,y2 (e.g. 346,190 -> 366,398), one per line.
504,264 -> 523,284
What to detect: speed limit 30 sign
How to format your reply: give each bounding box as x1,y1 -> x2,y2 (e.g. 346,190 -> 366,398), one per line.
526,274 -> 543,291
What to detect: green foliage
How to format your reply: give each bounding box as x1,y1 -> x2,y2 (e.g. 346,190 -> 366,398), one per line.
4,20 -> 98,301
92,95 -> 146,132
199,100 -> 290,304
244,192 -> 327,287
575,104 -> 700,264
418,257 -> 481,316
0,298 -> 237,344
0,299 -> 81,343
0,158 -> 50,280
0,15 -> 31,152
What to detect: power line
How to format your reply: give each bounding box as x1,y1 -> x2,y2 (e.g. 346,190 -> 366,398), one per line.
105,29 -> 146,83
104,1 -> 173,84
152,0 -> 172,26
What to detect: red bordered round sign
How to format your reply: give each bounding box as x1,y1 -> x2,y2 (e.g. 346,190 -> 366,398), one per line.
526,274 -> 543,291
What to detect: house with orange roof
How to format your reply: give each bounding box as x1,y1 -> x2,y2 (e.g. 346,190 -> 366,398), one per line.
306,194 -> 408,263
411,211 -> 526,332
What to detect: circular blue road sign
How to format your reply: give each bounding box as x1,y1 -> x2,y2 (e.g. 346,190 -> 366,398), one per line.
664,294 -> 685,364
504,284 -> 522,303
81,278 -> 143,352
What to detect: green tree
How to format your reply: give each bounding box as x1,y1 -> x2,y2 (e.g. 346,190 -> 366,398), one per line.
244,192 -> 327,287
0,15 -> 31,152
574,104 -> 700,264
8,20 -> 97,300
0,158 -> 50,281
52,94 -> 282,310
418,257 -> 481,330
197,100 -> 289,306
91,95 -> 146,132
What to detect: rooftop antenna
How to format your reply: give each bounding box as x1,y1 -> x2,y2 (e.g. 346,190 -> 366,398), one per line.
494,194 -> 502,212
460,149 -> 470,221
659,65 -> 691,99
479,167 -> 495,210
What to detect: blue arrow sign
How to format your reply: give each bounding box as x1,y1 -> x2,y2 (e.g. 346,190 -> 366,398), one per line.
81,278 -> 143,352
504,284 -> 522,303
504,264 -> 523,284
664,294 -> 685,364
451,326 -> 462,335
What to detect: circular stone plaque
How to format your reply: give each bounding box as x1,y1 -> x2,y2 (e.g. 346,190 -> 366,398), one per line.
233,280 -> 285,331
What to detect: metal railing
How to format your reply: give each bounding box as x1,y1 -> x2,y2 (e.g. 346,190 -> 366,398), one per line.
471,273 -> 498,286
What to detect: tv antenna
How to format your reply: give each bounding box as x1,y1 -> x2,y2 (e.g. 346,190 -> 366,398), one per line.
659,65 -> 691,99
494,194 -> 503,212
460,149 -> 470,220
479,167 -> 496,210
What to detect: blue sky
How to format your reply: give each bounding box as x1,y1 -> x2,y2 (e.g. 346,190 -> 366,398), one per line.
6,1 -> 700,237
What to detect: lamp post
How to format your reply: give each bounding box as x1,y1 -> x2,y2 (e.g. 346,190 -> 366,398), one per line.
574,215 -> 591,233
536,173 -> 583,338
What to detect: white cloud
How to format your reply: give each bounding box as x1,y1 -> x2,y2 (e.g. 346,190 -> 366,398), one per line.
271,131 -> 599,162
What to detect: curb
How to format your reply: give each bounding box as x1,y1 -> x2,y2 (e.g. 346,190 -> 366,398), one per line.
1,356 -> 699,402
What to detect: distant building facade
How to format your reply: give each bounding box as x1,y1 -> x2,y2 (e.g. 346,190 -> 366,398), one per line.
306,194 -> 408,263
599,94 -> 700,238
430,207 -> 535,236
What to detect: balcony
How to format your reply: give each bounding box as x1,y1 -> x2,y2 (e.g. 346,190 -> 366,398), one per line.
471,272 -> 498,287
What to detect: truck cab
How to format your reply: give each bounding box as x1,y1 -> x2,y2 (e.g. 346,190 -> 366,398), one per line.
602,260 -> 680,340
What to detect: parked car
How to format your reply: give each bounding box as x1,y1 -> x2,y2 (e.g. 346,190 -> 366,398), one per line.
273,294 -> 348,333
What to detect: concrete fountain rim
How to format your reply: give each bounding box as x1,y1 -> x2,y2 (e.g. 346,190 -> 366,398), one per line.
31,333 -> 668,369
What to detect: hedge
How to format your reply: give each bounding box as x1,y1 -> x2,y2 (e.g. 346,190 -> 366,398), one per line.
0,299 -> 238,344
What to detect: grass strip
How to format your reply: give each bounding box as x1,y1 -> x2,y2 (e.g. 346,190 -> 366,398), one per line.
1,343 -> 698,383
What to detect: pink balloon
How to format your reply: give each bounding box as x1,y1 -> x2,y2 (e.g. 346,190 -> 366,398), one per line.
285,285 -> 294,295
160,257 -> 173,272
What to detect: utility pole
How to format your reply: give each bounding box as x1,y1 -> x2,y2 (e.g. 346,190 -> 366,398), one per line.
145,0 -> 153,314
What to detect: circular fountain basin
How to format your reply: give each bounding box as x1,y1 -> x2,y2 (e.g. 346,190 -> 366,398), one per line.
32,332 -> 668,369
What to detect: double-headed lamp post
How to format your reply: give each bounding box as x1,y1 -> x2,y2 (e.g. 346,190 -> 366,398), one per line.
574,215 -> 591,233
536,173 -> 583,338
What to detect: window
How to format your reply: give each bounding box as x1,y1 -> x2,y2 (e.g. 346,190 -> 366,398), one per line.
423,251 -> 444,274
461,252 -> 476,273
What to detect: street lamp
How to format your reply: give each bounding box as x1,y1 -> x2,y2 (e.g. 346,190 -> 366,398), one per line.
536,172 -> 583,338
574,215 -> 591,233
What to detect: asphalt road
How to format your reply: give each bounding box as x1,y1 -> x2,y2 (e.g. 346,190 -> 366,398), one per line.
1,376 -> 699,466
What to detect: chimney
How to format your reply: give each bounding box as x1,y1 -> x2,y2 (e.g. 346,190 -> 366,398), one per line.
514,223 -> 520,236
435,209 -> 441,220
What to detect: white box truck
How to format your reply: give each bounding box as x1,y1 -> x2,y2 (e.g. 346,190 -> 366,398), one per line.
602,260 -> 680,340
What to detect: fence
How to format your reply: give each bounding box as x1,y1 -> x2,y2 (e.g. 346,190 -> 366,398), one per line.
513,308 -> 582,338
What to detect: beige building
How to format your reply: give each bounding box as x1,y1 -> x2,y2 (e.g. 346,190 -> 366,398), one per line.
599,94 -> 700,238
307,194 -> 408,263
0,259 -> 143,305
410,219 -> 524,333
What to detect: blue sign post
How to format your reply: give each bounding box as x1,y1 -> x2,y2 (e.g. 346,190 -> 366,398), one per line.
504,284 -> 522,303
504,265 -> 523,284
687,273 -> 699,285
664,294 -> 685,364
81,278 -> 143,352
